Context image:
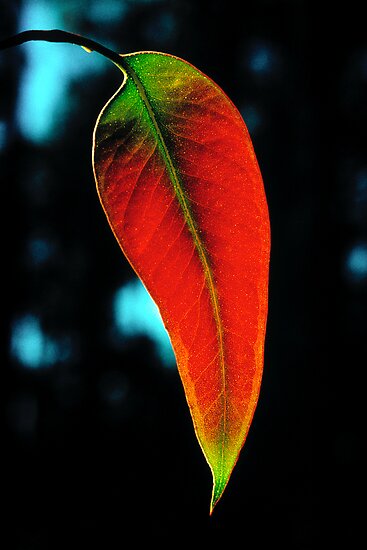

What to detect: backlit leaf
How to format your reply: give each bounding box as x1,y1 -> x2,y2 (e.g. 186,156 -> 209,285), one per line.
93,52 -> 270,512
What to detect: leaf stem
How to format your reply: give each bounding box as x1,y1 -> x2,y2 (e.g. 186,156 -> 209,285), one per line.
0,29 -> 124,69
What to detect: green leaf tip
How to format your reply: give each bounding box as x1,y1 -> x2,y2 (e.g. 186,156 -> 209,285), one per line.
209,473 -> 230,515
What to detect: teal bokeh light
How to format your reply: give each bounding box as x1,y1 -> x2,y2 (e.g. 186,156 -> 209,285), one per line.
0,120 -> 7,150
16,0 -> 107,144
346,243 -> 367,282
11,314 -> 72,369
113,279 -> 175,368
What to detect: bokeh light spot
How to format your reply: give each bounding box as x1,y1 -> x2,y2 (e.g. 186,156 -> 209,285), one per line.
245,39 -> 280,79
0,120 -> 7,150
250,46 -> 271,73
10,314 -> 72,368
113,279 -> 176,368
240,104 -> 263,134
16,0 -> 106,144
345,242 -> 367,282
88,0 -> 128,23
27,237 -> 54,267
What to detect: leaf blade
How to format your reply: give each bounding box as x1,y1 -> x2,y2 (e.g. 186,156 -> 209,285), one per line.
93,52 -> 270,511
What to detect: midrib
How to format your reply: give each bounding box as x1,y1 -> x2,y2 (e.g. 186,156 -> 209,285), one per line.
125,60 -> 227,458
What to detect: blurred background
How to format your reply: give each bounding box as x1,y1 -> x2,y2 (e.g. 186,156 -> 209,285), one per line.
1,0 -> 366,547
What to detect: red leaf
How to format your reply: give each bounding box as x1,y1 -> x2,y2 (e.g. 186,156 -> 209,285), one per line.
93,52 -> 270,512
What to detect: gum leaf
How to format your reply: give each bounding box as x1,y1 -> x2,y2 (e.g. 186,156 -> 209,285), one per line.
93,52 -> 270,513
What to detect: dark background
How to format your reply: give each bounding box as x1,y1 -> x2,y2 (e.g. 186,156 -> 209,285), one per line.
1,0 -> 366,547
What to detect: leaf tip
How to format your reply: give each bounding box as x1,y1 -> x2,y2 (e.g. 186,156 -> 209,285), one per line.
209,474 -> 228,515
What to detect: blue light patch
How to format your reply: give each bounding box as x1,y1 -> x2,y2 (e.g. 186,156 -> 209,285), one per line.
0,120 -> 7,150
345,243 -> 367,282
16,0 -> 106,144
113,279 -> 175,368
88,0 -> 129,23
240,104 -> 263,134
250,46 -> 271,73
10,314 -> 71,369
27,237 -> 54,267
246,40 -> 279,78
17,0 -> 63,143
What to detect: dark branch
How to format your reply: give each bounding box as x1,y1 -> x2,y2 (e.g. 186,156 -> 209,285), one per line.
0,29 -> 124,69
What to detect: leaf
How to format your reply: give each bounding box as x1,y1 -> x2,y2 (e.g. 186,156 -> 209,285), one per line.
93,52 -> 270,512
